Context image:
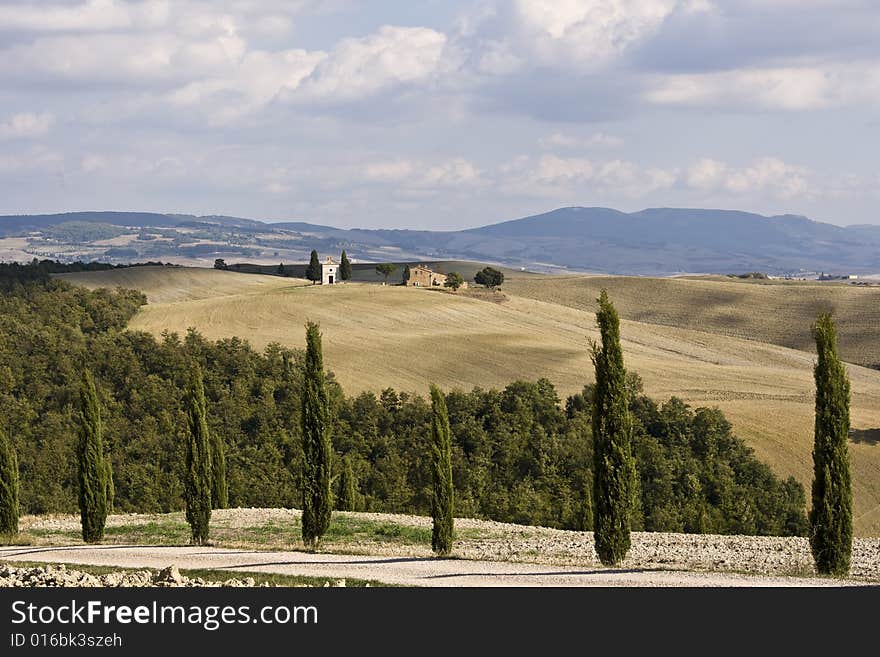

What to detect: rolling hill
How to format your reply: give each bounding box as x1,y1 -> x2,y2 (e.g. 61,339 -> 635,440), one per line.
503,274 -> 880,369
6,207 -> 880,275
59,266 -> 880,536
57,266 -> 308,304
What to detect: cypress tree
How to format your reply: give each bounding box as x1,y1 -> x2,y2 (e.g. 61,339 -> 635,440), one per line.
211,430 -> 228,510
337,456 -> 357,511
590,290 -> 635,566
580,472 -> 594,532
183,366 -> 212,545
340,251 -> 352,281
77,370 -> 108,543
0,430 -> 19,537
306,250 -> 321,283
430,384 -> 454,556
301,321 -> 332,549
809,313 -> 852,576
104,456 -> 115,515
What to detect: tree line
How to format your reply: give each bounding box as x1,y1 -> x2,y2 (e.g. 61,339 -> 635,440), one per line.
0,261 -> 853,574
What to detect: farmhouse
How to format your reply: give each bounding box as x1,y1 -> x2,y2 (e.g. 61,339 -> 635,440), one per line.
407,264 -> 446,287
321,256 -> 338,285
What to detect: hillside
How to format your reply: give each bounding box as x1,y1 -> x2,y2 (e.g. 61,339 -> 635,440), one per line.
56,266 -> 308,304
503,273 -> 880,369
5,207 -> 880,275
64,266 -> 880,535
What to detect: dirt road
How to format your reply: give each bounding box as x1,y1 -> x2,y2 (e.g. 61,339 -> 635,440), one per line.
0,545 -> 869,587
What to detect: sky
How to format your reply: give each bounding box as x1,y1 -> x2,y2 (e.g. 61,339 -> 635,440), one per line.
0,0 -> 879,230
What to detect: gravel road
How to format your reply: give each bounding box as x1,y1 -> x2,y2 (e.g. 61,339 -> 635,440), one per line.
0,544 -> 871,587
6,509 -> 878,587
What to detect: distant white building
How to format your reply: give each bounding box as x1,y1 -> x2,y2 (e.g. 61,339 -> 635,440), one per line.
321,256 -> 338,285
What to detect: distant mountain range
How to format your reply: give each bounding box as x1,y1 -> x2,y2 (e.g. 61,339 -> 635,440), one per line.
2,207 -> 879,276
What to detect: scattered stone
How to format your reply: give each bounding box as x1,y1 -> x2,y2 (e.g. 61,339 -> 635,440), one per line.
0,563 -> 354,588
153,564 -> 183,585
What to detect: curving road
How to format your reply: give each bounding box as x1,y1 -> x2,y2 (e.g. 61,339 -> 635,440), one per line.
0,545 -> 868,587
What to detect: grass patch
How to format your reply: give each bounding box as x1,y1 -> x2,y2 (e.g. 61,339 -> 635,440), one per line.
18,513 -> 448,551
104,521 -> 190,544
325,517 -> 431,545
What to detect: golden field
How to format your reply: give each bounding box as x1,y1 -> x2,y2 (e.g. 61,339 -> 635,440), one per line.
60,266 -> 880,535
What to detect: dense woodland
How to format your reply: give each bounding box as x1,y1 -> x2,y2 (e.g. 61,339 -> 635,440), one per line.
0,262 -> 807,536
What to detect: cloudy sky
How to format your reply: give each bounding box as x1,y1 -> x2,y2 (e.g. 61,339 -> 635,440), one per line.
1,0 -> 878,229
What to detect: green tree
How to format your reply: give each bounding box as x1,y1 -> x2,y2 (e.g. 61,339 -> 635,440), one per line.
301,321 -> 332,549
590,291 -> 635,566
375,263 -> 397,285
579,472 -> 593,532
402,264 -> 411,284
0,430 -> 19,537
340,251 -> 352,281
213,258 -> 227,270
444,272 -> 464,291
474,266 -> 504,289
809,313 -> 852,576
430,384 -> 454,556
183,366 -> 212,545
77,370 -> 108,543
104,456 -> 114,514
337,456 -> 357,511
211,429 -> 228,510
306,250 -> 321,284
277,262 -> 285,276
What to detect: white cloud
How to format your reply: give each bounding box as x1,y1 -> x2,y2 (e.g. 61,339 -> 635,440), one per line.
539,131 -> 624,149
466,0 -> 705,71
295,26 -> 449,101
0,30 -> 247,84
167,48 -> 326,123
265,182 -> 291,194
363,160 -> 416,183
503,153 -> 677,197
363,157 -> 481,188
0,0 -> 170,33
686,157 -> 810,198
646,64 -> 880,110
0,112 -> 55,140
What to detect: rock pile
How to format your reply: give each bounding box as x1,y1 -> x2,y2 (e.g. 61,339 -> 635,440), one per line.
0,563 -> 265,587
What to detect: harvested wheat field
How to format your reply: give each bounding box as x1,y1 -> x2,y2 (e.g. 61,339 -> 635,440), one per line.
57,265 -> 309,304
63,267 -> 880,536
503,274 -> 880,369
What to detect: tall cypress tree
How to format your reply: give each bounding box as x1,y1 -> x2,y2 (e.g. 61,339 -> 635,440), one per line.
340,251 -> 352,281
184,366 -> 212,545
306,250 -> 321,283
810,313 -> 852,576
0,430 -> 19,537
211,430 -> 228,510
104,456 -> 115,515
430,384 -> 454,556
337,456 -> 357,511
77,370 -> 107,543
301,321 -> 332,549
590,290 -> 635,566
